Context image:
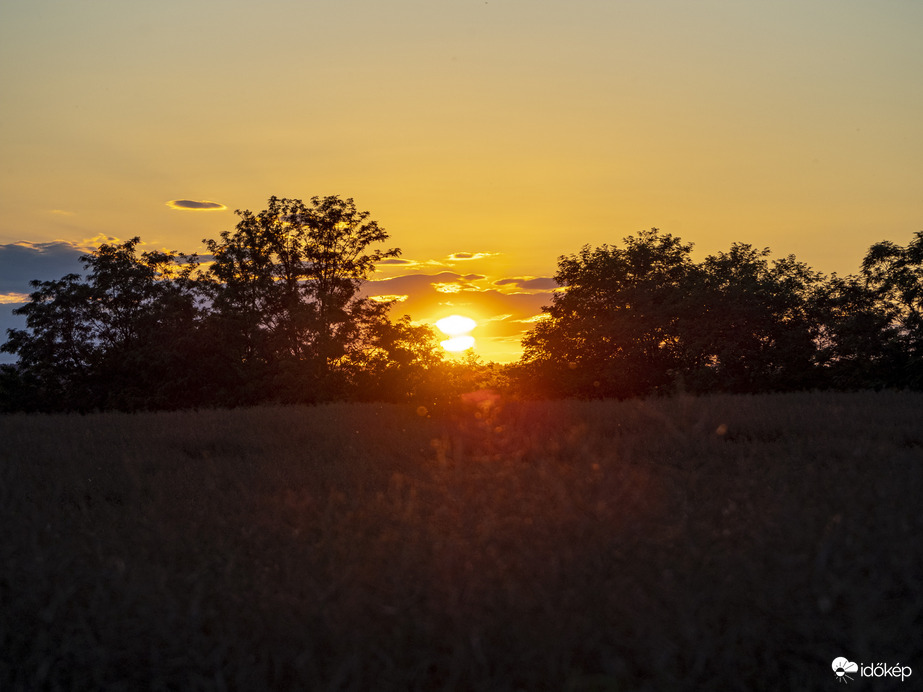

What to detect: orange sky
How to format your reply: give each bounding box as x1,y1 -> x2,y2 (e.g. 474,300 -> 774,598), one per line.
2,0 -> 922,362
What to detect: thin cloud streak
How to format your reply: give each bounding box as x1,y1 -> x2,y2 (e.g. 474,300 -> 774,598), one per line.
447,251 -> 499,261
165,200 -> 227,211
493,276 -> 558,292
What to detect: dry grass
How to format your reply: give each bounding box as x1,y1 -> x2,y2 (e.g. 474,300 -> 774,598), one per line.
1,392 -> 921,690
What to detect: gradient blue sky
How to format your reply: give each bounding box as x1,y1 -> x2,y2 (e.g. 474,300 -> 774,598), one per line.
2,0 -> 922,361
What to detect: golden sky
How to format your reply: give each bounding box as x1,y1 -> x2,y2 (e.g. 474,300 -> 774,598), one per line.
2,0 -> 922,362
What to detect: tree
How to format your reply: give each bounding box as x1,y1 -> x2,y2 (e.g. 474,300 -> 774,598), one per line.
1,238 -> 204,410
683,243 -> 826,392
202,195 -> 401,402
813,273 -> 905,389
339,307 -> 446,402
520,229 -> 696,398
858,230 -> 923,387
519,232 -> 829,397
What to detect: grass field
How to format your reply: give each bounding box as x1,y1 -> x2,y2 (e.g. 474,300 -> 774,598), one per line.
1,392 -> 922,691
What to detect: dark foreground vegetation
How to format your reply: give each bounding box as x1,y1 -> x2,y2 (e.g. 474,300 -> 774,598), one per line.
2,392 -> 921,690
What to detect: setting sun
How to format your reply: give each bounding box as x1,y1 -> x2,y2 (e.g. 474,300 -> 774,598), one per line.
436,315 -> 477,352
435,315 -> 477,336
440,335 -> 476,352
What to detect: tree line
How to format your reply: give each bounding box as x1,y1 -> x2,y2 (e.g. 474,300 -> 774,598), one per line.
517,228 -> 923,398
0,196 -> 497,412
1,195 -> 921,411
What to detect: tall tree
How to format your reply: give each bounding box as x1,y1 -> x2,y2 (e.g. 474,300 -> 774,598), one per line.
683,243 -> 826,392
519,233 -> 829,397
202,196 -> 400,401
813,273 -> 905,389
520,229 -> 696,398
1,238 -> 203,410
859,230 -> 923,387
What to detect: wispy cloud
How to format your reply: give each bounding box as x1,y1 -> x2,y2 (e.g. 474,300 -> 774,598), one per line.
165,199 -> 227,211
515,313 -> 550,324
369,294 -> 409,303
493,276 -> 558,293
433,282 -> 464,294
447,251 -> 499,262
77,234 -> 123,251
373,257 -> 451,277
432,274 -> 489,293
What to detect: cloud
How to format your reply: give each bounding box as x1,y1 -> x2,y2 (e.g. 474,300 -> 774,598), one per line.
433,282 -> 464,294
165,199 -> 227,211
432,274 -> 487,294
515,313 -> 550,324
0,241 -> 88,364
447,251 -> 498,261
0,241 -> 86,294
493,276 -> 558,292
373,257 -> 451,277
369,294 -> 409,303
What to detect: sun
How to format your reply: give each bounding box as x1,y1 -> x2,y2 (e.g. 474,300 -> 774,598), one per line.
435,315 -> 477,352
435,315 -> 476,336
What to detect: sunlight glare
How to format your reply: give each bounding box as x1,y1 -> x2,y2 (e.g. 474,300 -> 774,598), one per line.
441,335 -> 476,352
436,315 -> 477,336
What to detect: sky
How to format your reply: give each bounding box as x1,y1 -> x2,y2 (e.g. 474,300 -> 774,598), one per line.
2,0 -> 922,363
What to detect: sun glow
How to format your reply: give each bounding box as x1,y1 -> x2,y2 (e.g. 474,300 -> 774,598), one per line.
436,315 -> 477,336
436,314 -> 477,353
441,335 -> 476,352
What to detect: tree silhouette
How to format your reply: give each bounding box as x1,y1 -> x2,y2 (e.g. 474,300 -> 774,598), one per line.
682,244 -> 826,392
1,238 -> 203,410
813,273 -> 904,389
340,310 -> 445,402
519,231 -> 872,397
859,230 -> 923,387
202,195 -> 402,402
520,229 -> 696,398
